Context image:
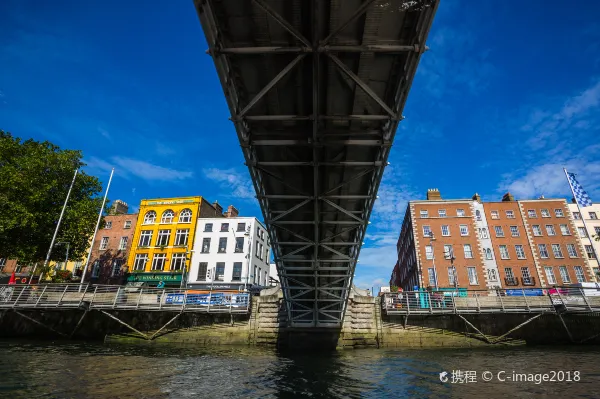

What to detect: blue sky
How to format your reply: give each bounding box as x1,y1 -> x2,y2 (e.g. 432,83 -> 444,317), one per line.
1,0 -> 599,290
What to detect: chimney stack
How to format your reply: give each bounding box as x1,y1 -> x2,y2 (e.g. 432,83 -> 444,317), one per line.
426,188 -> 442,201
212,200 -> 223,216
225,205 -> 239,218
472,193 -> 481,202
502,192 -> 515,202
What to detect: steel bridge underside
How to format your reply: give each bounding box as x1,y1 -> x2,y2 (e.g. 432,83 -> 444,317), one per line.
195,0 -> 438,327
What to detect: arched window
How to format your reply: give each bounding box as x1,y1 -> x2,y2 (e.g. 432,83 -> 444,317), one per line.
485,248 -> 493,260
161,209 -> 175,223
179,208 -> 193,223
143,211 -> 156,224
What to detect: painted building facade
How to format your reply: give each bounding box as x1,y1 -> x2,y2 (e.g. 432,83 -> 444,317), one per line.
568,202 -> 600,278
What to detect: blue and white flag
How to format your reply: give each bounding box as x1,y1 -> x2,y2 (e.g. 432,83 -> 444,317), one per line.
567,172 -> 593,207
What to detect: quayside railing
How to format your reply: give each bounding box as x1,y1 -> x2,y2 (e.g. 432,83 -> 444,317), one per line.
382,286 -> 600,315
0,284 -> 251,313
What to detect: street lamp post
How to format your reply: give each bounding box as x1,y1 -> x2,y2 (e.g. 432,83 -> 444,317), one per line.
429,233 -> 439,289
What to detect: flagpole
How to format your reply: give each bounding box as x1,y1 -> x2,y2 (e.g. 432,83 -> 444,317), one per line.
563,168 -> 600,280
31,168 -> 79,284
80,168 -> 114,290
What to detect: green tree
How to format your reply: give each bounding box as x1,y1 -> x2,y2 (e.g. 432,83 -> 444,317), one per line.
0,130 -> 109,264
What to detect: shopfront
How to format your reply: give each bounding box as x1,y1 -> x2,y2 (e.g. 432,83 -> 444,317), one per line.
126,272 -> 182,288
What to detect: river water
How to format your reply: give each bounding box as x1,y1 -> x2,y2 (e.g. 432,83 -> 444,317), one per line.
1,341 -> 599,398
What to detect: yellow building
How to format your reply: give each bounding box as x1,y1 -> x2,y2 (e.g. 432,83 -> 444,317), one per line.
127,196 -> 223,287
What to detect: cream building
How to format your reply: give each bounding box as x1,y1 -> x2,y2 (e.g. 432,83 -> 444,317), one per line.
568,202 -> 600,280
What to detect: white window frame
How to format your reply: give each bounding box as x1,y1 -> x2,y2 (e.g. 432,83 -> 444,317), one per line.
515,245 -> 526,259
457,209 -> 465,217
485,248 -> 493,260
532,225 -> 543,236
463,244 -> 473,259
488,268 -> 498,282
448,267 -> 457,286
459,225 -> 469,236
574,266 -> 586,283
171,253 -> 186,271
559,224 -> 570,236
467,267 -> 478,285
139,230 -> 152,247
438,209 -> 446,217
161,210 -> 175,224
499,245 -> 510,259
143,211 -> 156,224
105,221 -> 112,229
541,209 -> 550,218
545,224 -> 556,236
111,259 -> 123,277
422,225 -> 432,237
538,244 -> 549,258
567,244 -> 578,258
545,266 -> 557,285
578,227 -> 588,238
441,225 -> 450,236
528,210 -> 537,218
119,237 -> 128,250
425,245 -> 434,260
427,268 -> 437,287
554,208 -> 564,218
178,208 -> 193,223
124,220 -> 132,229
91,260 -> 100,278
494,226 -> 504,237
479,228 -> 489,239
510,226 -> 519,237
551,244 -> 563,258
506,210 -> 515,219
444,245 -> 453,260
134,254 -> 148,271
175,229 -> 189,246
151,254 -> 167,271
558,266 -> 570,283
585,245 -> 596,259
156,230 -> 171,247
420,210 -> 429,218
490,210 -> 499,219
100,237 -> 109,250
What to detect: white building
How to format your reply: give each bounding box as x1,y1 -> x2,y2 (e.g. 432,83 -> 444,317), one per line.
472,199 -> 502,289
568,202 -> 600,279
269,263 -> 279,286
188,217 -> 271,290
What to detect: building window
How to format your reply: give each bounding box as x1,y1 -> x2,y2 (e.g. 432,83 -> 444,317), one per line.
532,225 -> 543,236
590,212 -> 598,220
427,268 -> 437,287
594,268 -> 600,279
551,244 -> 564,258
143,211 -> 156,224
422,225 -> 432,237
574,266 -> 586,283
541,209 -> 550,218
585,245 -> 596,259
201,238 -> 211,253
161,210 -> 175,223
420,210 -> 429,218
554,209 -> 564,218
457,209 -> 465,217
467,267 -> 478,285
488,269 -> 498,281
237,223 -> 246,232
204,223 -> 213,232
105,221 -> 112,229
111,259 -> 123,277
578,227 -> 588,238
175,229 -> 189,246
448,267 -> 457,286
499,245 -> 510,259
459,225 -> 469,236
119,237 -> 128,250
221,223 -> 229,232
475,210 -> 482,221
479,228 -> 489,239
545,225 -> 556,236
232,262 -> 243,281
424,245 -> 433,260
595,227 -> 600,236
485,248 -> 493,260
134,254 -> 148,271
441,225 -> 450,236
171,253 -> 186,271
545,267 -> 557,285
521,267 -> 533,285
510,226 -> 519,237
257,227 -> 261,239
491,210 -> 499,219
438,209 -> 446,217
494,226 -> 504,237
218,237 -> 227,253
506,210 -> 515,219
567,244 -> 578,258
528,210 -> 537,218
197,262 -> 208,281
444,245 -> 454,259
515,245 -> 526,259
151,254 -> 167,271
254,265 -> 258,284
91,261 -> 100,278
558,266 -> 571,284
156,230 -> 171,247
463,244 -> 473,259
124,220 -> 132,229
574,212 -> 581,220
178,208 -> 193,223
100,237 -> 109,250
265,249 -> 269,262
259,243 -> 264,260
235,237 -> 245,253
538,244 -> 550,258
559,224 -> 570,235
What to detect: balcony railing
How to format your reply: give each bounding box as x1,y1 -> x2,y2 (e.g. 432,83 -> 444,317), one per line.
504,277 -> 519,286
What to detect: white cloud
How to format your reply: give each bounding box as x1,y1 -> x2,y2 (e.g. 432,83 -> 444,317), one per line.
84,156 -> 193,182
203,167 -> 256,200
98,127 -> 112,142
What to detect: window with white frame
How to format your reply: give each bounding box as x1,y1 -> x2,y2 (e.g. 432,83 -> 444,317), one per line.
479,228 -> 489,239
175,229 -> 189,246
590,212 -> 598,220
551,244 -> 563,258
425,245 -> 434,260
494,226 -> 504,237
595,227 -> 600,236
218,237 -> 227,253
521,267 -> 533,285
161,210 -> 175,223
459,225 -> 469,236
139,230 -> 152,247
438,209 -> 446,217
171,253 -> 186,271
491,210 -> 499,219
528,210 -> 537,218
448,267 -> 457,286
111,259 -> 123,276
538,244 -> 550,258
444,245 -> 453,259
532,225 -> 543,236
485,248 -> 493,260
476,210 -> 482,221
567,244 -> 578,258
499,245 -> 510,259
441,225 -> 450,236
559,224 -> 570,235
197,262 -> 208,281
585,245 -> 596,259
119,237 -> 128,250
463,244 -> 473,258
133,254 -> 148,271
510,226 -> 519,237
178,208 -> 193,223
594,268 -> 600,279
422,225 -> 432,237
143,211 -> 156,224
151,254 -> 167,271
467,267 -> 478,285
506,210 -> 515,219
578,227 -> 588,238
545,266 -> 557,285
488,268 -> 498,281
100,237 -> 109,250
105,221 -> 112,229
574,266 -> 586,283
91,261 -> 100,278
457,209 -> 465,217
124,220 -> 132,229
515,245 -> 526,259
554,208 -> 564,217
427,268 -> 437,287
573,212 -> 581,220
558,266 -> 570,283
541,209 -> 550,218
545,225 -> 556,236
420,210 -> 429,218
156,230 -> 171,246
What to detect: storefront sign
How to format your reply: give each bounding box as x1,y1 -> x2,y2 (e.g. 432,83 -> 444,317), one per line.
146,199 -> 195,205
127,273 -> 182,283
187,283 -> 245,291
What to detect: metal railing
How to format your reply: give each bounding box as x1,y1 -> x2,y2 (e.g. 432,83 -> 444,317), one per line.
382,286 -> 600,315
0,284 -> 251,313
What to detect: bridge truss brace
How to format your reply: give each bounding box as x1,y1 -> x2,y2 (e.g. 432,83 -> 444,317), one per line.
99,310 -> 149,340
13,310 -> 68,338
458,313 -> 544,344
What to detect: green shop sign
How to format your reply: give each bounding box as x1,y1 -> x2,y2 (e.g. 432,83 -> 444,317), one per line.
127,273 -> 182,283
